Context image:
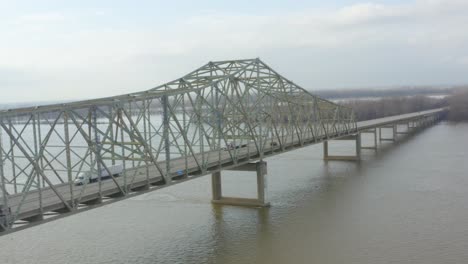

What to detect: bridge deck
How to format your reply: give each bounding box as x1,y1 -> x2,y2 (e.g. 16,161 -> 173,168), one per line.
1,108 -> 446,226
356,108 -> 445,130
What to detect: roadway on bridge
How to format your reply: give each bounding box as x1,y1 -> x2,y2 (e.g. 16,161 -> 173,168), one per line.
356,108 -> 444,130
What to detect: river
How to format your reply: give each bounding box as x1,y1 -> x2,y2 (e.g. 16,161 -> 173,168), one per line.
1,122 -> 467,264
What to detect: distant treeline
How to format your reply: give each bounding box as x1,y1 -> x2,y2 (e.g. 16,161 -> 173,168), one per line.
314,86 -> 467,99
341,96 -> 447,121
446,90 -> 468,121
340,89 -> 468,122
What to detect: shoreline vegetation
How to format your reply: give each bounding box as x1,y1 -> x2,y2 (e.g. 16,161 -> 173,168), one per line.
446,90 -> 468,122
316,86 -> 468,122
314,85 -> 465,100
341,95 -> 446,121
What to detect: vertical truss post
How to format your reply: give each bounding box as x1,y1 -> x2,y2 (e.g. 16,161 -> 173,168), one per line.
197,93 -> 206,173
142,101 -> 150,188
32,114 -> 44,219
38,115 -> 46,200
162,95 -> 171,184
85,109 -> 99,202
128,103 -> 134,168
108,106 -> 116,166
63,111 -> 75,209
0,127 -> 10,231
215,88 -> 222,168
118,108 -> 128,192
8,122 -> 17,194
147,100 -> 153,155
256,61 -> 264,160
92,107 -> 103,200
182,95 -> 188,177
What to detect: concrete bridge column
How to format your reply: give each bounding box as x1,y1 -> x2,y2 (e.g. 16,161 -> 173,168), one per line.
360,128 -> 378,151
211,161 -> 270,207
323,133 -> 361,161
379,124 -> 396,141
396,122 -> 410,135
415,120 -> 419,129
416,119 -> 422,129
211,171 -> 222,200
408,120 -> 415,132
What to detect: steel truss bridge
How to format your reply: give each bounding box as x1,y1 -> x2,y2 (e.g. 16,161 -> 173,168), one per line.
0,58 -> 446,235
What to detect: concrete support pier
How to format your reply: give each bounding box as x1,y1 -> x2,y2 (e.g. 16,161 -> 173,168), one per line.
323,133 -> 361,161
360,128 -> 378,151
379,124 -> 396,141
396,122 -> 410,135
211,161 -> 269,207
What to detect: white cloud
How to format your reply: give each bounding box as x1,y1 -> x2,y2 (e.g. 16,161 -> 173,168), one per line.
1,0 -> 468,103
333,3 -> 406,25
16,12 -> 66,23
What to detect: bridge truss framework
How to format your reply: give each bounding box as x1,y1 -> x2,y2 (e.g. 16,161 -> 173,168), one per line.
0,58 -> 356,232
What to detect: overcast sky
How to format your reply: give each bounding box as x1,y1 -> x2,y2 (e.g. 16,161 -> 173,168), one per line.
1,0 -> 468,103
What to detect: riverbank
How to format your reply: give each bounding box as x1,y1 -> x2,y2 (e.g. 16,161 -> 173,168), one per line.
339,90 -> 468,122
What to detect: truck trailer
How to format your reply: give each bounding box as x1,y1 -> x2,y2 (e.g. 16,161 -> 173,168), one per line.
74,164 -> 124,185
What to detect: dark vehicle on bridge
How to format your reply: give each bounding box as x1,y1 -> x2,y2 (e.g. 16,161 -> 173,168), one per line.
223,142 -> 248,150
0,205 -> 11,231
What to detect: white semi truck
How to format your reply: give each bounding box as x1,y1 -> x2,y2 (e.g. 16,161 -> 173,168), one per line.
74,164 -> 124,185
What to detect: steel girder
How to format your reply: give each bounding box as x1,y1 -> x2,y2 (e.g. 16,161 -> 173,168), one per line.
0,58 -> 356,231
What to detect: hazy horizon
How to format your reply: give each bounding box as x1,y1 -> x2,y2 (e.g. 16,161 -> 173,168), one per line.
0,84 -> 458,110
2,0 -> 468,103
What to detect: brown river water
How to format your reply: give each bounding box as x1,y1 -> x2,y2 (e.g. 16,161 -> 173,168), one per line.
1,122 -> 467,264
